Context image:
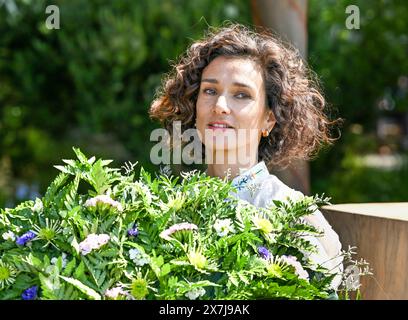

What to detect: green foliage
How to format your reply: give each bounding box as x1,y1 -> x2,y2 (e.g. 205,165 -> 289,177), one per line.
308,0 -> 408,202
319,152 -> 408,203
0,0 -> 252,207
0,148 -> 346,300
309,0 -> 408,126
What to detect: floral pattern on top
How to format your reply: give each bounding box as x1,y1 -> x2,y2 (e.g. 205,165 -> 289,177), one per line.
231,161 -> 270,192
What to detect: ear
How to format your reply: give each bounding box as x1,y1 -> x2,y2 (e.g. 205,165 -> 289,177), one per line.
264,109 -> 276,132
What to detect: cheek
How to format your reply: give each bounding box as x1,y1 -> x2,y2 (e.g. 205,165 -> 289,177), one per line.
196,96 -> 212,122
195,101 -> 205,125
195,99 -> 209,141
234,107 -> 264,129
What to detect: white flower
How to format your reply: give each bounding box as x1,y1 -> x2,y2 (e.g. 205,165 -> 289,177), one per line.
266,232 -> 277,244
185,287 -> 206,300
2,231 -> 16,241
32,198 -> 43,213
213,219 -> 235,237
84,195 -> 123,212
280,255 -> 309,281
129,248 -> 149,266
129,248 -> 140,260
51,252 -> 67,268
159,165 -> 172,177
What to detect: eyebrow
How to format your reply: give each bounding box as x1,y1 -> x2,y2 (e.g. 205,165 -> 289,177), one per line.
201,78 -> 255,90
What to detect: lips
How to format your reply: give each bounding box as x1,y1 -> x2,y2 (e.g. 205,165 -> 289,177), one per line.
207,121 -> 234,130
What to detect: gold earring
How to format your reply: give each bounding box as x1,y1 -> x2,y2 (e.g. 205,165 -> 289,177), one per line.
262,129 -> 269,137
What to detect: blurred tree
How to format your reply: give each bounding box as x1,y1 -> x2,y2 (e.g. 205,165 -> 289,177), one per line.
308,0 -> 408,202
2,0 -> 407,207
251,0 -> 313,196
0,0 -> 252,207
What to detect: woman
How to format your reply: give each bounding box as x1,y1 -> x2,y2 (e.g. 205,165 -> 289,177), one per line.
149,24 -> 343,290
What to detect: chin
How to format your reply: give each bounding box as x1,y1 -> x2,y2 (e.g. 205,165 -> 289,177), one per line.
204,136 -> 237,150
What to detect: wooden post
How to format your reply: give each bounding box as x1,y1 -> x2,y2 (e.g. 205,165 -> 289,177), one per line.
251,0 -> 310,194
322,203 -> 408,299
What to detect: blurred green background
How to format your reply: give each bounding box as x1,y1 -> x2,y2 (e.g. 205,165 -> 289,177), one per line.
0,0 -> 407,208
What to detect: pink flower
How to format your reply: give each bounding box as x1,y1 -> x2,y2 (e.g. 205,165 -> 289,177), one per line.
105,286 -> 126,299
86,234 -> 102,249
79,233 -> 110,255
159,222 -> 198,241
84,195 -> 123,212
79,241 -> 93,255
98,234 -> 110,245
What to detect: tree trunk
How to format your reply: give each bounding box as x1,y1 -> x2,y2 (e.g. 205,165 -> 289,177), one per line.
251,0 -> 310,195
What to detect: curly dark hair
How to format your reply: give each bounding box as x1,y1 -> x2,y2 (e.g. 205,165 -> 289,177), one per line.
149,23 -> 342,168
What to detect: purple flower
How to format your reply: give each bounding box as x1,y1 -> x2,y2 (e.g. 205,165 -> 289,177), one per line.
16,231 -> 36,246
257,246 -> 271,260
127,227 -> 139,237
22,285 -> 38,300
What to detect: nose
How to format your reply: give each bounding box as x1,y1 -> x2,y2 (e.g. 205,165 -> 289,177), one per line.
214,95 -> 230,114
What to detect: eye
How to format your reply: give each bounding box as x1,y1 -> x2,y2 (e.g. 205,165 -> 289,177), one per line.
235,92 -> 251,99
202,88 -> 217,95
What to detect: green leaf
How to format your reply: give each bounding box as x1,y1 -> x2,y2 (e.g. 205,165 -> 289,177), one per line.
39,272 -> 59,298
74,261 -> 85,279
63,257 -> 77,277
73,147 -> 90,165
160,263 -> 171,277
59,276 -> 101,300
101,160 -> 113,166
44,173 -> 68,206
150,255 -> 165,279
227,272 -> 239,287
89,159 -> 111,194
70,236 -> 80,255
62,159 -> 77,166
54,165 -> 71,174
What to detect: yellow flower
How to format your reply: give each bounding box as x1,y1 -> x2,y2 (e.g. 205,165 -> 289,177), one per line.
0,261 -> 17,289
267,263 -> 283,278
253,216 -> 273,234
130,278 -> 149,300
188,250 -> 207,270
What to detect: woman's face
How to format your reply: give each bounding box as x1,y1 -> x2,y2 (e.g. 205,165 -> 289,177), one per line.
196,56 -> 276,158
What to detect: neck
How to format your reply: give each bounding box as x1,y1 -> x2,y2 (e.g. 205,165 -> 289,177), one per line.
205,148 -> 258,179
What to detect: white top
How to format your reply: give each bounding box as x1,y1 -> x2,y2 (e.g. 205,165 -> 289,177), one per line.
230,161 -> 343,290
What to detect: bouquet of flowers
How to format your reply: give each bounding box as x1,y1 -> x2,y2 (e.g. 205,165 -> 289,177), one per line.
0,148 -> 361,300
